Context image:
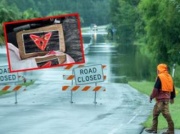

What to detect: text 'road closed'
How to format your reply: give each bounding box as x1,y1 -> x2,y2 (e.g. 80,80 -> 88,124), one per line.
0,66 -> 18,83
74,65 -> 104,85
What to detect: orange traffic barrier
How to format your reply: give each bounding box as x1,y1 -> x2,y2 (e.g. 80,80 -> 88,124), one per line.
0,85 -> 23,91
62,85 -> 106,92
2,85 -> 11,91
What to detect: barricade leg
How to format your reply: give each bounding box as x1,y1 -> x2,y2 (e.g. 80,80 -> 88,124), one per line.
15,91 -> 18,104
94,91 -> 97,104
70,90 -> 73,103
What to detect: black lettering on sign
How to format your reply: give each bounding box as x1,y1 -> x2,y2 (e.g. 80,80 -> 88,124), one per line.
85,76 -> 89,81
0,69 -> 2,74
0,76 -> 4,81
97,74 -> 102,79
0,75 -> 17,82
89,75 -> 93,81
92,67 -> 97,73
80,69 -> 84,75
78,77 -> 81,82
77,74 -> 102,84
89,68 -> 93,73
0,68 -> 9,74
93,74 -> 97,80
12,74 -> 17,80
4,68 -> 9,73
84,69 -> 88,74
79,67 -> 98,75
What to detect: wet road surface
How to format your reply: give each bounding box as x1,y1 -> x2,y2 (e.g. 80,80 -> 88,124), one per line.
0,31 -> 153,134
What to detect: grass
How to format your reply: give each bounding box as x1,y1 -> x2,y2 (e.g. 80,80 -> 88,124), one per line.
0,90 -> 11,96
129,81 -> 180,129
19,80 -> 35,87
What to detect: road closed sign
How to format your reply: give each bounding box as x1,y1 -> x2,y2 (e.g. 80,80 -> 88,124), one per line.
74,64 -> 104,85
0,66 -> 18,83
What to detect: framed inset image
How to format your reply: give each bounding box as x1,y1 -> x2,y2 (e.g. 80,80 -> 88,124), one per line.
3,13 -> 85,72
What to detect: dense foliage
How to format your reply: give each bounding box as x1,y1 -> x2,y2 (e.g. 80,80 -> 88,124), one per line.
138,0 -> 180,65
110,0 -> 180,81
0,0 -> 110,45
4,0 -> 110,27
110,0 -> 180,65
110,0 -> 140,46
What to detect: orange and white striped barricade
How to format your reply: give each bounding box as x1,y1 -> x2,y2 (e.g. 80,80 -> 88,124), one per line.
0,85 -> 25,104
63,74 -> 107,103
0,65 -> 22,104
62,85 -> 106,92
62,85 -> 106,103
62,64 -> 107,104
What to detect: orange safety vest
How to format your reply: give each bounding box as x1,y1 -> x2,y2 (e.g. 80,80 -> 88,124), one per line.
157,64 -> 173,92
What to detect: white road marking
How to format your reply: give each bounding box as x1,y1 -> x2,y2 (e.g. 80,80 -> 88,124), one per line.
108,110 -> 142,134
127,113 -> 139,124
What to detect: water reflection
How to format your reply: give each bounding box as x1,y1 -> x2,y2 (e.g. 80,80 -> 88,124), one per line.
86,32 -> 151,83
111,45 -> 151,82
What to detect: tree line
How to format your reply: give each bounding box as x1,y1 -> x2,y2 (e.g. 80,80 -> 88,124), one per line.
0,0 -> 110,44
2,0 -> 110,26
110,0 -> 180,68
110,0 -> 180,84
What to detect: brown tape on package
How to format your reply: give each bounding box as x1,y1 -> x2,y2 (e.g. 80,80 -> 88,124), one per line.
35,54 -> 66,68
16,24 -> 65,59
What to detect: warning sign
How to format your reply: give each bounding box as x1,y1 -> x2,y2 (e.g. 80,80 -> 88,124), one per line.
0,66 -> 18,83
74,64 -> 104,85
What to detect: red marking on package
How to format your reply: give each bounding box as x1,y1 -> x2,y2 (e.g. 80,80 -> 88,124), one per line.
30,32 -> 52,51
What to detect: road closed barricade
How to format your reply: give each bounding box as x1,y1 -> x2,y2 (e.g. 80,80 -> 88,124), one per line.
62,85 -> 106,92
1,85 -> 23,91
62,64 -> 106,104
0,84 -> 26,104
0,65 -> 26,104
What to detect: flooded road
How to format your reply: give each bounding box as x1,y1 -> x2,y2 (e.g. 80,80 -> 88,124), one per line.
85,32 -> 127,84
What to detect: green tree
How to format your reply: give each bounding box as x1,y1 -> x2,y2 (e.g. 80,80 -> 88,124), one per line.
138,0 -> 180,64
21,8 -> 41,19
47,11 -> 69,16
0,0 -> 21,45
110,0 -> 140,46
5,0 -> 110,27
0,0 -> 41,45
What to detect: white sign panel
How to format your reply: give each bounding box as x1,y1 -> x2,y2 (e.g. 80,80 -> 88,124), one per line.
0,66 -> 18,83
74,64 -> 104,85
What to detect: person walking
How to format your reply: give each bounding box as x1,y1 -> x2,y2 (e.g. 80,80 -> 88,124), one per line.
145,63 -> 176,134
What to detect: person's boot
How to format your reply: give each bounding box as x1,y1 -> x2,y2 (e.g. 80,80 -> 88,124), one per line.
145,128 -> 157,133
